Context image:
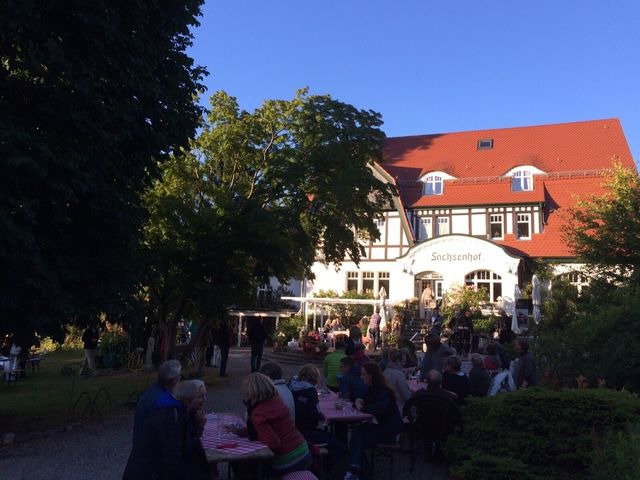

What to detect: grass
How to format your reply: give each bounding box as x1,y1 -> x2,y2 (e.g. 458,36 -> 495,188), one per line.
0,349 -> 222,434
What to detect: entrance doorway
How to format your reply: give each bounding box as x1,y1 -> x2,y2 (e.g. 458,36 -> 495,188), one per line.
415,271 -> 443,319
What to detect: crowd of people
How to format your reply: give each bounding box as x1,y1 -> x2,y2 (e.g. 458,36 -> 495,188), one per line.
122,311 -> 537,480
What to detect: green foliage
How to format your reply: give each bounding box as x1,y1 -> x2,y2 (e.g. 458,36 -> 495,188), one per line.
591,423 -> 640,479
441,284 -> 487,323
273,315 -> 307,342
0,1 -> 206,340
450,453 -> 533,480
562,162 -> 640,286
446,389 -> 640,480
143,90 -> 394,348
542,278 -> 581,330
97,329 -> 130,369
62,325 -> 86,351
313,289 -> 375,326
537,285 -> 640,391
472,316 -> 495,334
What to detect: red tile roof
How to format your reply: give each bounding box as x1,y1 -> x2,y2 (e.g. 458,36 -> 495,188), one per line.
379,119 -> 637,259
382,118 -> 635,182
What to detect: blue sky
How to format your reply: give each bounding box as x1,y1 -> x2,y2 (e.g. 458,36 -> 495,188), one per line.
189,0 -> 640,167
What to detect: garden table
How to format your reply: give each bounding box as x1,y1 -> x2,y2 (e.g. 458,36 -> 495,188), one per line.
317,390 -> 373,423
201,412 -> 273,479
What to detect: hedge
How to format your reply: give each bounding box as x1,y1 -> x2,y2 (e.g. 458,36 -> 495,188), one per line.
446,388 -> 640,480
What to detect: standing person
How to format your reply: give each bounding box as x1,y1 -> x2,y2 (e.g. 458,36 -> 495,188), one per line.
324,341 -> 347,392
429,306 -> 444,337
123,379 -> 210,480
345,362 -> 404,480
260,362 -> 295,420
383,349 -> 412,411
131,359 -> 182,447
247,318 -> 268,373
513,339 -> 537,389
81,323 -> 99,374
231,373 -> 311,476
419,334 -> 455,380
368,309 -> 381,351
216,319 -> 231,378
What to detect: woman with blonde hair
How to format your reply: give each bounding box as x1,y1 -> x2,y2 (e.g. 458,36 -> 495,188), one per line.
235,373 -> 311,476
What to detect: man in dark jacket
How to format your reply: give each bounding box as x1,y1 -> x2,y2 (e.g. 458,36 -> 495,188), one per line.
247,319 -> 268,372
81,324 -> 99,374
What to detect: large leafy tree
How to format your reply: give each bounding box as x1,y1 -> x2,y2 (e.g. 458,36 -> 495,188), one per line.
0,1 -> 207,342
144,89 -> 395,358
562,162 -> 640,286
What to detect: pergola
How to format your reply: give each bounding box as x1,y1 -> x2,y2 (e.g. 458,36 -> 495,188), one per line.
280,296 -> 384,331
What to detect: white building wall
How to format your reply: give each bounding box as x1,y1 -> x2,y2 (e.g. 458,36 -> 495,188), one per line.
471,214 -> 486,236
451,213 -> 469,234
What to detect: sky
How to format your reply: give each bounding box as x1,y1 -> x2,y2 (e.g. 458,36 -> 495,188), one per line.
188,0 -> 640,167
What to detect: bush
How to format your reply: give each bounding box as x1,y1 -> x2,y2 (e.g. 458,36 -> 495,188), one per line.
97,328 -> 130,369
450,453 -> 533,480
445,388 -> 640,480
591,423 -> 640,479
273,315 -> 307,342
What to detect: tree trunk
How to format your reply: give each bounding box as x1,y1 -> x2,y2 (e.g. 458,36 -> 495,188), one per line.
162,291 -> 188,360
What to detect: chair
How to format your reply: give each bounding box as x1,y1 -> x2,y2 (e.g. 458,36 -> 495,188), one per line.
402,391 -> 462,469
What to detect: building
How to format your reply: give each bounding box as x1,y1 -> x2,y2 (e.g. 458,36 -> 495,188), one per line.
302,118 -> 636,314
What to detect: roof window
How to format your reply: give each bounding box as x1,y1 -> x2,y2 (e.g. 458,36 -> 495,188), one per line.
477,139 -> 493,150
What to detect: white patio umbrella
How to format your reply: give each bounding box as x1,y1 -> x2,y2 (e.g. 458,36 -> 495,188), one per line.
532,274 -> 542,324
511,284 -> 521,334
378,286 -> 388,331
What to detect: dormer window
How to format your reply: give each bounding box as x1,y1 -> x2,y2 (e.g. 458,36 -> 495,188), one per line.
477,139 -> 493,150
512,170 -> 533,191
422,175 -> 442,195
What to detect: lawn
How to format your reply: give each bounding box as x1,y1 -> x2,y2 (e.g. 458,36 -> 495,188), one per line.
0,349 -> 221,434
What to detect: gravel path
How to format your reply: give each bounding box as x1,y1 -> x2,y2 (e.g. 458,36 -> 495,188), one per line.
0,349 -> 447,480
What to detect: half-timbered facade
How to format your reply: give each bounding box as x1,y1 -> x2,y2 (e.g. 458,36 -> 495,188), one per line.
296,119 -> 637,311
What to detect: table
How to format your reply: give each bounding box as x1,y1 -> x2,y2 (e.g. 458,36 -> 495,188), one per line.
407,379 -> 427,394
201,413 -> 273,479
317,390 -> 373,423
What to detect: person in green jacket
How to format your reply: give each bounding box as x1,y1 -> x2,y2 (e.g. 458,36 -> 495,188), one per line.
323,341 -> 347,391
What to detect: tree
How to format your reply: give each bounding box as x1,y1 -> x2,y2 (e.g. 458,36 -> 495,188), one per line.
144,89 -> 396,358
0,1 -> 207,342
562,162 -> 640,286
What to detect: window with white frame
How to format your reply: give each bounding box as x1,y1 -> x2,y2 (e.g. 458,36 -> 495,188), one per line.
512,170 -> 533,191
516,213 -> 531,239
436,216 -> 449,236
362,272 -> 375,294
419,217 -> 432,240
465,270 -> 503,302
560,271 -> 588,295
378,272 -> 390,297
423,175 -> 443,195
374,218 -> 384,229
489,214 -> 503,239
346,272 -> 358,292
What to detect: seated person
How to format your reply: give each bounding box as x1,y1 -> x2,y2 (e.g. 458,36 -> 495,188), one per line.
352,343 -> 370,367
383,349 -> 412,410
339,356 -> 367,402
260,362 -> 295,420
442,356 -> 470,405
233,373 -> 311,476
468,353 -> 491,397
331,319 -> 345,332
344,363 -> 404,480
123,379 -> 210,480
483,343 -> 502,370
289,365 -> 346,475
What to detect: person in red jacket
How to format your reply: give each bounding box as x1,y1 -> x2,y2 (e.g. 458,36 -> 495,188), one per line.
232,373 -> 312,476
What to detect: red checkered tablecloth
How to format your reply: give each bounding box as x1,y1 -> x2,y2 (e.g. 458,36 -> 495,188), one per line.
317,391 -> 373,423
201,414 -> 267,455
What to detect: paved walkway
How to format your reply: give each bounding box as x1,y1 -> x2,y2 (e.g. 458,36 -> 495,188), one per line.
0,349 -> 447,480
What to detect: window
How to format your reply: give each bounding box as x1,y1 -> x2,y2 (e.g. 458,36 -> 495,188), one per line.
489,214 -> 503,239
419,217 -> 432,240
378,272 -> 390,297
436,217 -> 449,236
465,270 -> 502,302
512,170 -> 533,191
560,271 -> 588,295
516,213 -> 531,239
362,272 -> 374,294
423,175 -> 443,195
374,218 -> 384,229
346,272 -> 358,292
477,139 -> 493,150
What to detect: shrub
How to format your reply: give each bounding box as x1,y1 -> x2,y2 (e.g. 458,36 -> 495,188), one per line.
97,328 -> 130,369
273,315 -> 307,342
591,423 -> 640,479
445,388 -> 640,480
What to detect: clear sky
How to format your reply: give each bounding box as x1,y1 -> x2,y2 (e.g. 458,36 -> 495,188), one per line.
189,0 -> 640,167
